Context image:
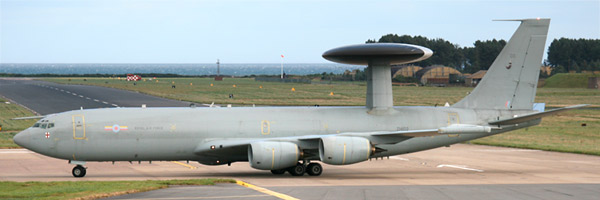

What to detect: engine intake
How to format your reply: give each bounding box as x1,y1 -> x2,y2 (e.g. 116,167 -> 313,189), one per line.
319,136 -> 373,165
248,141 -> 300,170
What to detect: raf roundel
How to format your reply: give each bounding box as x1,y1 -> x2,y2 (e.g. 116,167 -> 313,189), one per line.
104,124 -> 128,133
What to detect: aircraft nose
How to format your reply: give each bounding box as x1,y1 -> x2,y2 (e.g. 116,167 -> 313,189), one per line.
13,129 -> 30,148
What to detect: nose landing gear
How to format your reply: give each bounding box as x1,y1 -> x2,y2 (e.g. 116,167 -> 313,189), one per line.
72,165 -> 86,178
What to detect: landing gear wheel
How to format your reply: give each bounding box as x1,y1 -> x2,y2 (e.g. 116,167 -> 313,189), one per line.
287,163 -> 305,176
306,163 -> 323,176
72,165 -> 86,178
270,169 -> 286,175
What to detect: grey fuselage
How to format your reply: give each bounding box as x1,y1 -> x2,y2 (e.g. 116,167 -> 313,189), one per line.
15,106 -> 537,165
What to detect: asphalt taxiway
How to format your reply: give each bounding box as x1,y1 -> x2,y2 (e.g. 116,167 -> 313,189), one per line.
1,144 -> 598,199
1,78 -> 599,199
0,78 -> 191,115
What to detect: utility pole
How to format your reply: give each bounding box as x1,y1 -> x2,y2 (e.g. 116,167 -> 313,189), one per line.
217,59 -> 220,77
280,55 -> 284,79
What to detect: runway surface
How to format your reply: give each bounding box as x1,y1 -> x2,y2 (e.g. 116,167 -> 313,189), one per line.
1,144 -> 598,199
0,78 -> 191,115
1,78 -> 599,199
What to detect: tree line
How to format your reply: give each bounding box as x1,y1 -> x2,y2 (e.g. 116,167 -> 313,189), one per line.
547,38 -> 600,74
366,35 -> 599,74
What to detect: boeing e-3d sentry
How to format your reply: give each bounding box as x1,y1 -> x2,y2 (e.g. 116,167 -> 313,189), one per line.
13,18 -> 587,177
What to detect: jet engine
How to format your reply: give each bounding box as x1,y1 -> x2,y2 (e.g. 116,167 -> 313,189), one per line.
248,141 -> 300,170
319,136 -> 373,165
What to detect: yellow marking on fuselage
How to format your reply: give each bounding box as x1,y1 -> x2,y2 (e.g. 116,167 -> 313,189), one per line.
72,115 -> 86,140
236,180 -> 300,200
342,143 -> 347,165
171,161 -> 197,169
271,148 -> 275,169
366,140 -> 370,159
261,120 -> 271,135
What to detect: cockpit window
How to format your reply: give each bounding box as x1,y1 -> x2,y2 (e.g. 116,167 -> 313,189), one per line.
48,123 -> 55,129
32,123 -> 40,128
40,123 -> 47,129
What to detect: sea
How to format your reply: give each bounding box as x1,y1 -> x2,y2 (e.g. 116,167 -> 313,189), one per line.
0,63 -> 365,76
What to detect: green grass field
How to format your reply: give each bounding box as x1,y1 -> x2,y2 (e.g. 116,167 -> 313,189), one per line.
0,98 -> 38,131
0,179 -> 235,200
43,77 -> 600,107
0,98 -> 38,148
543,73 -> 600,88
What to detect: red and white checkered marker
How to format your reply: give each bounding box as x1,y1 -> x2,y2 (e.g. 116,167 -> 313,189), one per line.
45,132 -> 50,139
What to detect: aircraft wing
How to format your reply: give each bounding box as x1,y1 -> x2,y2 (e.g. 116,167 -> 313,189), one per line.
488,104 -> 588,126
195,124 -> 494,155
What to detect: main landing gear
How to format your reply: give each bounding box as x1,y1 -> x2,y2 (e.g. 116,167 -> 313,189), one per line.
271,162 -> 322,176
72,165 -> 86,178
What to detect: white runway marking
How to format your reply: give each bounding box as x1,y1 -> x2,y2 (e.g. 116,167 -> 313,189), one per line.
79,95 -> 84,98
60,89 -> 64,92
93,99 -> 99,102
437,164 -> 484,172
0,149 -> 33,154
102,101 -> 109,104
476,149 -> 541,152
391,156 -> 410,161
65,91 -> 71,94
111,104 -> 119,107
86,97 -> 91,100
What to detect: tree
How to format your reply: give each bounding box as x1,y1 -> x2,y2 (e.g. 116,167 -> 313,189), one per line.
547,38 -> 600,72
463,39 -> 506,73
366,34 -> 464,69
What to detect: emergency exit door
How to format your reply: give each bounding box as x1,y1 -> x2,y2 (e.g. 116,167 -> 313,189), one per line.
72,115 -> 86,139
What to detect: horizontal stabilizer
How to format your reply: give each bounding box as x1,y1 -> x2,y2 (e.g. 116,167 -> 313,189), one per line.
12,116 -> 45,120
370,124 -> 493,137
488,104 -> 588,125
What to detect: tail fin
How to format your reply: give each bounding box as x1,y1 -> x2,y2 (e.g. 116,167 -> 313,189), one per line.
453,18 -> 550,110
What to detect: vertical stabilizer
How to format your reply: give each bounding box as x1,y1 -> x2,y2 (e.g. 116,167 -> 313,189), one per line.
453,18 -> 550,110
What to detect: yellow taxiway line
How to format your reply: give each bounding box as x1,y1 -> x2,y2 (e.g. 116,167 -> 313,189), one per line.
170,161 -> 197,169
236,180 -> 299,200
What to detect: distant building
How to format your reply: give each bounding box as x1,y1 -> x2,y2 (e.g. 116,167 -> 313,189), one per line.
415,65 -> 462,85
540,66 -> 552,76
343,69 -> 359,80
392,65 -> 422,78
465,70 -> 487,87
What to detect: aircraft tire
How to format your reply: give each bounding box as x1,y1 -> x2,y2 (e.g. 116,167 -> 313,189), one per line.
287,164 -> 305,176
270,169 -> 286,175
72,165 -> 86,178
306,163 -> 322,176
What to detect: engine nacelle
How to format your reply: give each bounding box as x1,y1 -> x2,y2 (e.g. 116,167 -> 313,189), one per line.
248,141 -> 300,170
319,136 -> 373,165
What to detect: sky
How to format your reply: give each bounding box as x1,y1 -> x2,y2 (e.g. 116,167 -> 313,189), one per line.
1,0 -> 598,63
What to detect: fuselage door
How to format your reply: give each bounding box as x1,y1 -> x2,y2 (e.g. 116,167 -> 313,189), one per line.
447,113 -> 460,125
72,115 -> 86,139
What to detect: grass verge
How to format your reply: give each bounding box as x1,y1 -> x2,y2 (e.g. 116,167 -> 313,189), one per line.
1,97 -> 38,148
471,109 -> 600,156
0,97 -> 37,132
543,73 -> 600,88
0,179 -> 236,200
